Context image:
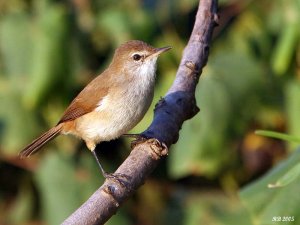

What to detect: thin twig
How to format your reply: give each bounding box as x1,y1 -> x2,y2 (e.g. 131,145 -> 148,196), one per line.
62,1 -> 218,224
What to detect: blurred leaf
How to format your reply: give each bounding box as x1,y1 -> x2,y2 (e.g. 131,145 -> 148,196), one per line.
97,4 -> 156,47
0,89 -> 40,154
271,20 -> 299,75
98,9 -> 131,45
35,152 -> 81,225
135,181 -> 167,225
7,181 -> 34,224
169,48 -> 264,178
105,211 -> 130,225
167,191 -> 252,225
268,163 -> 300,188
131,11 -> 155,41
255,130 -> 300,143
23,4 -> 70,108
240,148 -> 300,225
266,1 -> 285,34
285,80 -> 300,150
228,10 -> 268,57
0,12 -> 32,82
177,0 -> 199,13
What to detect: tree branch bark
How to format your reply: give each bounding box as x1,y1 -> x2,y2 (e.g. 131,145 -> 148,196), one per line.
62,1 -> 218,224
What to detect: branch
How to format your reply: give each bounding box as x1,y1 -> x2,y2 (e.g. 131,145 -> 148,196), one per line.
62,1 -> 218,224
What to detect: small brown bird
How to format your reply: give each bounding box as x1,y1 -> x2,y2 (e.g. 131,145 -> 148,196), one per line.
20,40 -> 171,179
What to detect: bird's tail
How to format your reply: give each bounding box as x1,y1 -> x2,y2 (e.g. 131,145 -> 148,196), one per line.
19,124 -> 62,158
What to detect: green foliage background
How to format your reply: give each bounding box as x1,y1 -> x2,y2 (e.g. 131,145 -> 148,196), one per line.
0,0 -> 300,224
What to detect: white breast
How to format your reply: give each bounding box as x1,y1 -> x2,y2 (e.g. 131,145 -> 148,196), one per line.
74,59 -> 157,144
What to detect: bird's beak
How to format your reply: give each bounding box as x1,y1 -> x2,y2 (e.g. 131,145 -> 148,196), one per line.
155,46 -> 172,55
149,46 -> 172,58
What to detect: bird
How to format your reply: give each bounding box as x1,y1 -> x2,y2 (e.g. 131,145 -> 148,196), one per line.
19,40 -> 171,180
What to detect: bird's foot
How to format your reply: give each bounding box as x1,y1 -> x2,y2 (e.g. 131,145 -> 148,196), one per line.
130,135 -> 148,148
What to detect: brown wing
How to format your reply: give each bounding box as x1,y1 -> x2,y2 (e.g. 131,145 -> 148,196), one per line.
57,74 -> 110,124
58,99 -> 94,123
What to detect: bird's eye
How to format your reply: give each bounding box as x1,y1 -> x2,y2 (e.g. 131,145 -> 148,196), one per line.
133,54 -> 142,61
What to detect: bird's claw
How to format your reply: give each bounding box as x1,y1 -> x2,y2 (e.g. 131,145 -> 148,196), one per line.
131,137 -> 147,148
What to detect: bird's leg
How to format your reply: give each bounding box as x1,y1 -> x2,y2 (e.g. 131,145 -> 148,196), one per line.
87,141 -> 130,186
91,149 -> 109,177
